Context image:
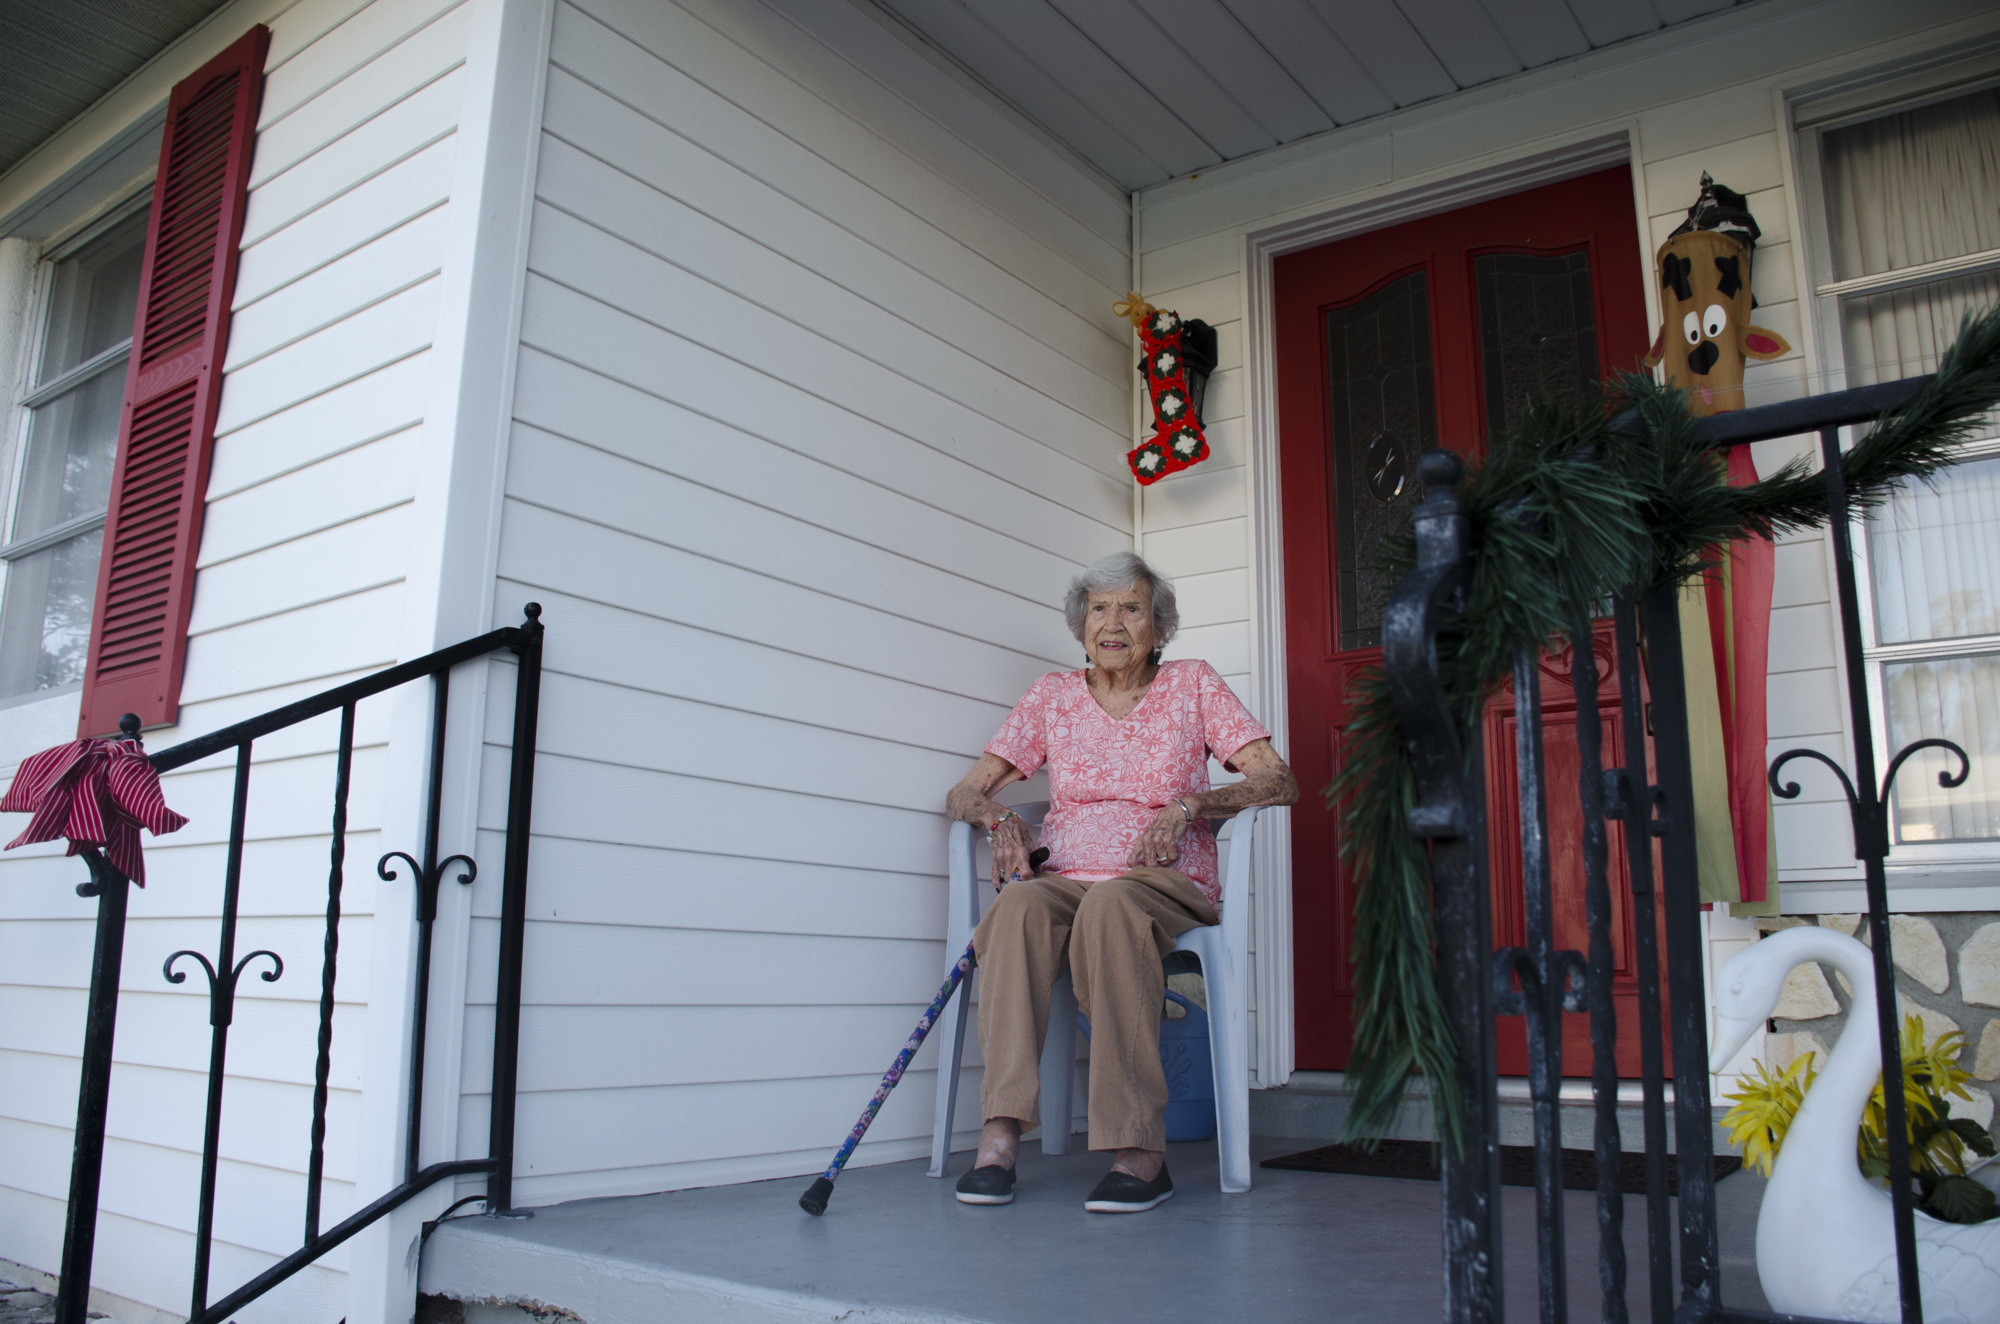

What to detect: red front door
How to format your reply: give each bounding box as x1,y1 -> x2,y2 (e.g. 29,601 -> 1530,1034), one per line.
1276,167 -> 1661,1075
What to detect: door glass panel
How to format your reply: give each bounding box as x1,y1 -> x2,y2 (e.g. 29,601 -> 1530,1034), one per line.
1474,250 -> 1599,440
1326,269 -> 1436,652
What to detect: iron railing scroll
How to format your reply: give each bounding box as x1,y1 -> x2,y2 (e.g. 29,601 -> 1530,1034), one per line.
1385,378 -> 1952,1324
51,604 -> 545,1324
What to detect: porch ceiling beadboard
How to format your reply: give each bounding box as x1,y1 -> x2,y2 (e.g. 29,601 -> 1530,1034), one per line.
0,0 -> 234,176
874,0 -> 1751,191
0,0 -> 484,1318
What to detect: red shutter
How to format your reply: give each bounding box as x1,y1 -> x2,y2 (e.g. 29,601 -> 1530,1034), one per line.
77,27 -> 269,737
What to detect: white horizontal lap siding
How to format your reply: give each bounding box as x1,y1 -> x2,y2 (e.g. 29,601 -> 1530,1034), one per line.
1133,0 -> 1998,923
0,0 -> 473,1316
474,0 -> 1129,1200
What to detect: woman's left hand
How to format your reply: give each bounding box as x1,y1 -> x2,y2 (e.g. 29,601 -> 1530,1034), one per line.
1127,801 -> 1192,870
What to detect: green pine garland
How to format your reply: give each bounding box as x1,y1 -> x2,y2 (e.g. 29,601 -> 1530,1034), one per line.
1333,307 -> 2000,1153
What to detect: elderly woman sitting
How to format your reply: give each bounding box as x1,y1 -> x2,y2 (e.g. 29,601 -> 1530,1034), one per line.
945,552 -> 1298,1213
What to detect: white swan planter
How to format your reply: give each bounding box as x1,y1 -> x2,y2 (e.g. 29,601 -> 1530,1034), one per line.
1709,926 -> 2000,1322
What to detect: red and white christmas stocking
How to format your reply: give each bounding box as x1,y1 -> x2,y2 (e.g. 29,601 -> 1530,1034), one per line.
1123,303 -> 1211,486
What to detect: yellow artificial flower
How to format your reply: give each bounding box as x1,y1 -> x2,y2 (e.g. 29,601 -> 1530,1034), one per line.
1722,1052 -> 1817,1178
1726,1015 -> 1991,1195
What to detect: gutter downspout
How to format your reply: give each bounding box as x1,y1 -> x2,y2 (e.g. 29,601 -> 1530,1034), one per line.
1131,194 -> 1143,555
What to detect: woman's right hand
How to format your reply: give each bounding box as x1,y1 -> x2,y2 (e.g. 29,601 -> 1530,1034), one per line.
949,753 -> 1033,890
989,813 -> 1035,891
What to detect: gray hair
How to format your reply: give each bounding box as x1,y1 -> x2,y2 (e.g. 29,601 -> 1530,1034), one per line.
1063,552 -> 1179,648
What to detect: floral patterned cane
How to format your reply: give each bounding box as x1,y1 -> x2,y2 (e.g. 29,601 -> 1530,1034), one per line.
799,941 -> 976,1215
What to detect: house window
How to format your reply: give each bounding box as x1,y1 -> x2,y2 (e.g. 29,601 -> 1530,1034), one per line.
0,209 -> 147,700
1811,84 -> 2000,847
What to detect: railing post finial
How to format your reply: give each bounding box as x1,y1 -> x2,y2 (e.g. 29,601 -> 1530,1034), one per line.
1418,446 -> 1463,502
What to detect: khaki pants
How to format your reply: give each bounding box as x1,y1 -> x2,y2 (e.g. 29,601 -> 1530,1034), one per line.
970,867 -> 1216,1152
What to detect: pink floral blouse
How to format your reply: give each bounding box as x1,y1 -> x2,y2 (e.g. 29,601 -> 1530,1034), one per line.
984,660 -> 1270,906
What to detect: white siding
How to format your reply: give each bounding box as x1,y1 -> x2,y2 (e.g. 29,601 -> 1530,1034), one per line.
1131,0 -> 2000,907
0,0 -> 476,1316
464,0 -> 1132,1204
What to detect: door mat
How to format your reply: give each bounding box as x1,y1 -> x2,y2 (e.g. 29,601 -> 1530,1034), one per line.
1260,1140 -> 1740,1196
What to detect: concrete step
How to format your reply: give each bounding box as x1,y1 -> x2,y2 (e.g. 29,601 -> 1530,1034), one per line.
1253,1071 -> 1728,1154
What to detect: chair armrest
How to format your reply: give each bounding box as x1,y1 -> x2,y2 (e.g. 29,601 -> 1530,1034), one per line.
947,820 -> 978,952
1220,806 -> 1260,913
1218,806 -> 1259,964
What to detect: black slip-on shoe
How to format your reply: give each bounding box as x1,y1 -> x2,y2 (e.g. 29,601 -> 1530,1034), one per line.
1083,1163 -> 1174,1213
954,1164 -> 1016,1205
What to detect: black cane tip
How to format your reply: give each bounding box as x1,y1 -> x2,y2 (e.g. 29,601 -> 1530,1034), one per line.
800,1177 -> 834,1216
523,602 -> 542,621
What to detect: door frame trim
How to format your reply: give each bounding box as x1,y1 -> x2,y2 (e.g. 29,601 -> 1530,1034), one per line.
1237,128 -> 1643,1088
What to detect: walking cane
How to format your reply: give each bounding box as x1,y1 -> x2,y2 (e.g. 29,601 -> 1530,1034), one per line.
798,940 -> 973,1215
799,847 -> 1044,1215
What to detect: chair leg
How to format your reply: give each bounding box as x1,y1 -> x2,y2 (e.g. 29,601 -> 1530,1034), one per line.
1200,947 -> 1252,1193
1039,971 -> 1079,1156
928,967 -> 974,1178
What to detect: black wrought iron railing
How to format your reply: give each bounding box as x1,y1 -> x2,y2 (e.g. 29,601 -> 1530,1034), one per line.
1387,379 -> 1950,1324
51,603 -> 545,1324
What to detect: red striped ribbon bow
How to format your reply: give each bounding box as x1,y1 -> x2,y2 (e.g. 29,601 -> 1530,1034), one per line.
1,738 -> 188,885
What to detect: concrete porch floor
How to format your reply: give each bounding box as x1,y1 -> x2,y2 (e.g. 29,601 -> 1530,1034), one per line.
421,1136 -> 1771,1322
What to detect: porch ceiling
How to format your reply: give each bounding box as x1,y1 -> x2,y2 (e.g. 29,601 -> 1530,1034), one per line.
873,0 -> 1755,191
0,0 -> 230,178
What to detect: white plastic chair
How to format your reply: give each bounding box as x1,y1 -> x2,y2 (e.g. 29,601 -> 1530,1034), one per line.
927,804 -> 1260,1193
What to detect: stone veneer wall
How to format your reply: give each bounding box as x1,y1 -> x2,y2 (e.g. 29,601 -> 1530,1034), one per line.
1759,912 -> 2000,1130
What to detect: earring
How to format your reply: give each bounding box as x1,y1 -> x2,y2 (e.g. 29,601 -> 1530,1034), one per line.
1148,648 -> 1163,665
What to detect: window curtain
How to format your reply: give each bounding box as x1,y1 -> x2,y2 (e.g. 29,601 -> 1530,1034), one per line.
1823,88 -> 2000,841
1826,90 -> 2000,383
